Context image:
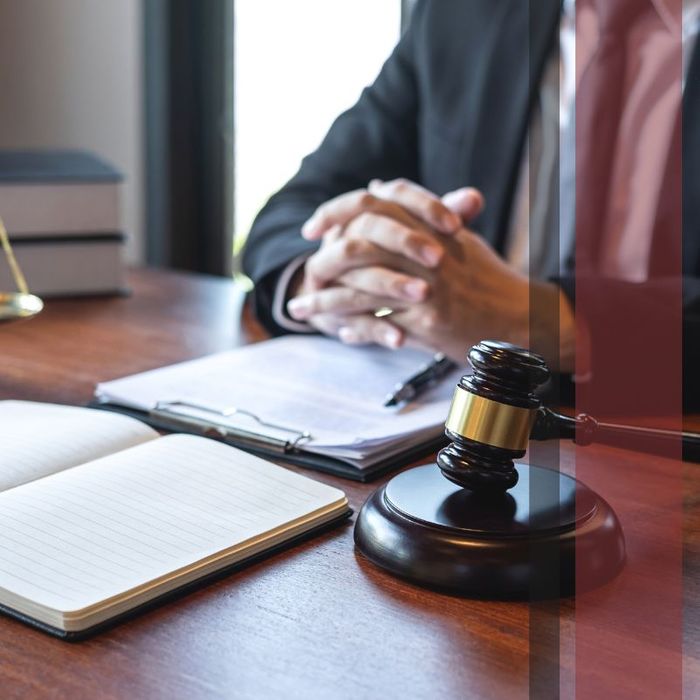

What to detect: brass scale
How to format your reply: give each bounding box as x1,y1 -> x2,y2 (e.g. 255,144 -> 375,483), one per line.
0,216 -> 43,321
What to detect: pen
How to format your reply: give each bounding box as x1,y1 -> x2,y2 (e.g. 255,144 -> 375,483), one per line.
383,353 -> 458,407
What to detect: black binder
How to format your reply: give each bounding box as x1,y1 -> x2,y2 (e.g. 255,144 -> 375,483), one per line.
91,399 -> 447,482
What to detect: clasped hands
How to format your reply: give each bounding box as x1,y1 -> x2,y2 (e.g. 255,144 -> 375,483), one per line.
287,179 -> 538,363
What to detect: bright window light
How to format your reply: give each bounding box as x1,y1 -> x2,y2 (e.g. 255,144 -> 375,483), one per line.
233,0 -> 401,256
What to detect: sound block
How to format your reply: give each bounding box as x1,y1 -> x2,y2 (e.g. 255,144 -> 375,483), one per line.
354,464 -> 625,599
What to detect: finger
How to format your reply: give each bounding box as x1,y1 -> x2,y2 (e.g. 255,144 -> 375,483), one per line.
301,190 -> 426,240
338,266 -> 429,302
306,312 -> 347,337
304,237 -> 396,289
287,287 -> 410,321
323,223 -> 344,243
337,315 -> 404,350
368,178 -> 462,234
441,187 -> 485,223
306,223 -> 343,290
344,213 -> 444,268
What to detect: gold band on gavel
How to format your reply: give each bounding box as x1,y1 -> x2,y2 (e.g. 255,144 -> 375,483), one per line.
444,386 -> 537,451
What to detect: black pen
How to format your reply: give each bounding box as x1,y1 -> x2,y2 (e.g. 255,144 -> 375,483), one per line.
383,353 -> 458,407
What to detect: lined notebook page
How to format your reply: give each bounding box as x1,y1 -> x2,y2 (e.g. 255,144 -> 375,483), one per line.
0,434 -> 345,617
0,401 -> 158,492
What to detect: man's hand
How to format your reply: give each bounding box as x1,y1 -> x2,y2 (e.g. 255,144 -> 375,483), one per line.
300,180 -> 475,241
341,227 -> 533,359
288,180 -> 484,347
287,178 -> 575,370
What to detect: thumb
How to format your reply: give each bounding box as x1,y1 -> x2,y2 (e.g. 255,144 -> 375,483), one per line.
441,187 -> 485,224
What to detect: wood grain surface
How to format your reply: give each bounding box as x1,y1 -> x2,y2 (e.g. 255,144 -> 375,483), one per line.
0,268 -> 697,700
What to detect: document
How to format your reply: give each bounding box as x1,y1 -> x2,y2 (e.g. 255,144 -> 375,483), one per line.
96,336 -> 466,469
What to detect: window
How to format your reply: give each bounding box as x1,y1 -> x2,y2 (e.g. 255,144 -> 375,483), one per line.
233,0 -> 401,259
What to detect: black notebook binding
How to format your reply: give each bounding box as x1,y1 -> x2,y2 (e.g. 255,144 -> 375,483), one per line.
0,511 -> 352,640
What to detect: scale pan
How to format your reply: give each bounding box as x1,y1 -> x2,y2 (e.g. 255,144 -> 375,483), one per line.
0,292 -> 44,322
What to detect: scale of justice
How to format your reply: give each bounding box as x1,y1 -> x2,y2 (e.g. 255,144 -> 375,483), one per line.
0,216 -> 44,322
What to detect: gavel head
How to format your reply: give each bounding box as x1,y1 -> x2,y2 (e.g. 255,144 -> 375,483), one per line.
437,340 -> 550,494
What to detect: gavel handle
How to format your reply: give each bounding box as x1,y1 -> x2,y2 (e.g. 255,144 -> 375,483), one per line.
531,407 -> 700,463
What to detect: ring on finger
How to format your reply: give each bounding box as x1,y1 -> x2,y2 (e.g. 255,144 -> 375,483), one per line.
374,306 -> 395,319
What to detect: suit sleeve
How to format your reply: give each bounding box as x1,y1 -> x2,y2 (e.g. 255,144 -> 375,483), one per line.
241,1 -> 428,336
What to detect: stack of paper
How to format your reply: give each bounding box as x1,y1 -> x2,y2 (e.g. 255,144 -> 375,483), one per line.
96,336 -> 465,471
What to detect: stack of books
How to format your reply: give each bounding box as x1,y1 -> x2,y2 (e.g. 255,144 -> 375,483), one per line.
0,150 -> 126,297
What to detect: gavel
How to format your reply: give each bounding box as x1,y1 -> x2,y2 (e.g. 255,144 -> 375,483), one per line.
355,340 -> 657,598
439,340 -> 700,496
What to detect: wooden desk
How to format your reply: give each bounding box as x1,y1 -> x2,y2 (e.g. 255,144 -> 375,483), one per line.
1,268 -> 697,699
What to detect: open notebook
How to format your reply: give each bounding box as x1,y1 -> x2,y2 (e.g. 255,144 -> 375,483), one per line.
95,336 -> 465,480
0,401 -> 349,638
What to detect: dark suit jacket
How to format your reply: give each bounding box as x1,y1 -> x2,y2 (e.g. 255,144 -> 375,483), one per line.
242,0 -> 700,410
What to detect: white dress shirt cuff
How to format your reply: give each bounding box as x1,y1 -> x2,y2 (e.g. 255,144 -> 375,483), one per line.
272,253 -> 316,334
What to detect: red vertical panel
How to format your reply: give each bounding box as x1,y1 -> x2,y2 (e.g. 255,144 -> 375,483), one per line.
574,2 -> 684,698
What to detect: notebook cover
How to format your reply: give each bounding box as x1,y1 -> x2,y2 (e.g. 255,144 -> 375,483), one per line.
0,150 -> 123,184
89,401 -> 447,482
0,509 -> 352,641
